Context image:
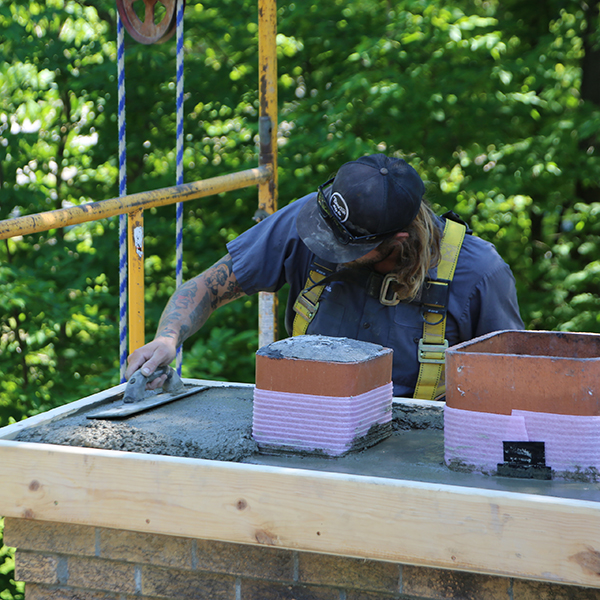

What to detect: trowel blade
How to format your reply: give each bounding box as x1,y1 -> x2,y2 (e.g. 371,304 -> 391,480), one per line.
88,385 -> 209,420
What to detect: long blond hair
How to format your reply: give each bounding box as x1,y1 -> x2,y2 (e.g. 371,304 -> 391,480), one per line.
392,201 -> 442,301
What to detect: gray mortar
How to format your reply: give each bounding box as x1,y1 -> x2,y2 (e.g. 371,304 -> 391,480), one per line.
556,467 -> 600,483
10,387 -> 600,496
258,421 -> 394,459
257,334 -> 390,362
393,403 -> 443,431
15,386 -> 258,462
14,385 -> 438,463
349,421 -> 393,452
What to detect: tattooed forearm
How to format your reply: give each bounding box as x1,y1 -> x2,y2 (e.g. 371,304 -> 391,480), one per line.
156,278 -> 201,342
205,255 -> 246,309
186,294 -> 212,341
155,254 -> 246,346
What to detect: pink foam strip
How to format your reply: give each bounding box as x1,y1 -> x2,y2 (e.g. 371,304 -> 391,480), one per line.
502,415 -> 528,442
253,399 -> 390,424
444,406 -> 513,471
253,413 -> 388,438
253,399 -> 390,421
253,384 -> 392,426
253,410 -> 390,441
512,410 -> 600,472
253,382 -> 392,456
444,406 -> 600,472
252,430 -> 353,454
254,388 -> 390,415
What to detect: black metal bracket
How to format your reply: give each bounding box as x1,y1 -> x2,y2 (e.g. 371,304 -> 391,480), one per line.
497,441 -> 552,480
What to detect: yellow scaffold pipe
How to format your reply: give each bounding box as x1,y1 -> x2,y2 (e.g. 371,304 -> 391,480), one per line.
0,165 -> 272,241
257,0 -> 278,348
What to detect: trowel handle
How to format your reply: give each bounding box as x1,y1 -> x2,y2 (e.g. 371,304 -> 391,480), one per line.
123,366 -> 185,403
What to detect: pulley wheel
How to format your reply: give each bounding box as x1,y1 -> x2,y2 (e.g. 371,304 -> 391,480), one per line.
116,0 -> 179,45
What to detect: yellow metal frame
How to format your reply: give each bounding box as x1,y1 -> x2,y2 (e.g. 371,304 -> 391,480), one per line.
257,0 -> 278,348
128,208 -> 145,352
0,1 -> 278,356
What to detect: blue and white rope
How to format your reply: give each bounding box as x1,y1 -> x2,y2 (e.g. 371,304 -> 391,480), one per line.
117,12 -> 128,383
175,0 -> 184,375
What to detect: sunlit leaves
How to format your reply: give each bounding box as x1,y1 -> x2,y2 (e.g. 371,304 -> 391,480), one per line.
2,0 -> 600,440
0,518 -> 24,600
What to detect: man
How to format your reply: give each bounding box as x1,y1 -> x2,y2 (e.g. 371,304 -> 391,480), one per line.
126,154 -> 524,398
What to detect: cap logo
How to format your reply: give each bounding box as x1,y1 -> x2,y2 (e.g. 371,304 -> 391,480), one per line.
330,192 -> 349,223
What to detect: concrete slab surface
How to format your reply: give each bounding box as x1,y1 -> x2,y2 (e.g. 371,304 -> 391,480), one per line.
12,383 -> 600,503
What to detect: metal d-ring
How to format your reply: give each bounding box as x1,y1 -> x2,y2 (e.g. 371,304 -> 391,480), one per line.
379,273 -> 401,306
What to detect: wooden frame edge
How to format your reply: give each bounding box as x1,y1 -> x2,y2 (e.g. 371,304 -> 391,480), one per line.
1,382 -> 599,589
0,439 -> 599,588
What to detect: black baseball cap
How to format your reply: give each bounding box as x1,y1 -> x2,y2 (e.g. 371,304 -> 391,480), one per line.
296,154 -> 424,263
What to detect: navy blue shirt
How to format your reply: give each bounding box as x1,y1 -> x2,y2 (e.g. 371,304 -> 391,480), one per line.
227,194 -> 524,397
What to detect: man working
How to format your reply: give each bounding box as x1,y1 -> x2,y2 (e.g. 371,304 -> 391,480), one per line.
126,154 -> 524,399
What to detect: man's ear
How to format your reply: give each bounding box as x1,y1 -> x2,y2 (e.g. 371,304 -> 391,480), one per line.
393,231 -> 410,240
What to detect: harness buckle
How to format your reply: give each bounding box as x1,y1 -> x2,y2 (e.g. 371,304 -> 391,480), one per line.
420,307 -> 446,326
420,279 -> 450,325
293,293 -> 319,321
418,339 -> 448,364
380,273 -> 400,306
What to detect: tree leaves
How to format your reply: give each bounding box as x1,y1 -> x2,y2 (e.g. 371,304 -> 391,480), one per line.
1,0 -> 600,433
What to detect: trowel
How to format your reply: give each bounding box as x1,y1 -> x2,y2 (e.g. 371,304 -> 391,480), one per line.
88,366 -> 208,420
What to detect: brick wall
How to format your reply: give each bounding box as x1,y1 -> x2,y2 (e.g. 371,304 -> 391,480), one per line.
4,518 -> 600,600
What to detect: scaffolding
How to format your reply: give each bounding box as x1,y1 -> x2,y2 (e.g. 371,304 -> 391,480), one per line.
0,0 -> 279,355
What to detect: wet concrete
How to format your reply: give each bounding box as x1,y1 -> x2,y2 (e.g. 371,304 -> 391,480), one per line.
249,429 -> 600,502
12,384 -> 600,502
257,335 -> 389,362
15,386 -> 258,462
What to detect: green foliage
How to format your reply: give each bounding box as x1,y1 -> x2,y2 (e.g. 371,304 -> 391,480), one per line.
0,520 -> 24,600
272,0 -> 600,332
0,4 -> 599,414
1,0 -> 600,592
0,0 -> 599,425
0,0 -> 125,426
1,0 -> 600,427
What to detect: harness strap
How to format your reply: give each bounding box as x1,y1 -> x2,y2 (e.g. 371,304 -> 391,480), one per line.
292,261 -> 335,336
413,219 -> 466,400
292,219 -> 466,401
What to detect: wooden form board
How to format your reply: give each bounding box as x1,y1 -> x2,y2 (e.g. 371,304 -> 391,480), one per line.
1,381 -> 599,589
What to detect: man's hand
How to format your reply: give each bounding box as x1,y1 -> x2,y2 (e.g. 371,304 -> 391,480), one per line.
125,337 -> 177,388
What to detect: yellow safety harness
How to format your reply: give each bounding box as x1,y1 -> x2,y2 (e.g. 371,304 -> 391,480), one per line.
292,218 -> 466,400
291,260 -> 334,336
413,219 -> 465,400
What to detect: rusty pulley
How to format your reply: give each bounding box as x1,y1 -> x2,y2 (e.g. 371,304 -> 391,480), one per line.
116,0 -> 181,45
